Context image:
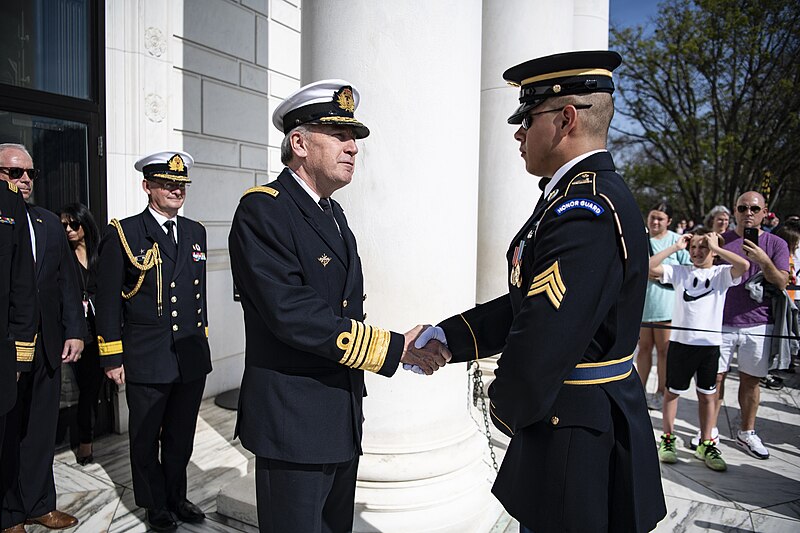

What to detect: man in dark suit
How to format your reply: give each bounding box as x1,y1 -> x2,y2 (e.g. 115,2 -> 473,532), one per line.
413,52 -> 667,532
228,80 -> 448,533
0,143 -> 85,532
0,176 -> 38,460
95,151 -> 211,532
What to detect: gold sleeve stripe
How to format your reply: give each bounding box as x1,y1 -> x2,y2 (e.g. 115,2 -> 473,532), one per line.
97,336 -> 123,356
336,319 -> 392,373
15,335 -> 36,362
242,186 -> 279,199
459,314 -> 479,361
205,326 -> 209,338
528,260 -> 566,309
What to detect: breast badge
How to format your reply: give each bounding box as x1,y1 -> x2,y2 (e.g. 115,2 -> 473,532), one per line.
318,253 -> 331,267
191,244 -> 206,262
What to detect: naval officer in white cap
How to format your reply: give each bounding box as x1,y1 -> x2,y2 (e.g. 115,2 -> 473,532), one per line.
229,80 -> 450,532
95,151 -> 211,532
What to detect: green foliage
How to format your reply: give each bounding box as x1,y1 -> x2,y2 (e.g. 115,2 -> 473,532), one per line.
611,0 -> 800,220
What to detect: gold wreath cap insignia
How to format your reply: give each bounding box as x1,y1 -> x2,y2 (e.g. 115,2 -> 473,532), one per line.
336,88 -> 356,113
168,154 -> 185,172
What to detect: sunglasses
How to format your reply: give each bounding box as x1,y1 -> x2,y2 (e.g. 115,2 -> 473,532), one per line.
521,104 -> 593,130
736,205 -> 762,214
0,167 -> 40,180
62,220 -> 81,231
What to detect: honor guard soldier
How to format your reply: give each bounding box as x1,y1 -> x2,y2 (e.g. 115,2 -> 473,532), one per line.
0,176 -> 38,466
95,151 -> 210,532
229,80 -> 448,533
0,143 -> 85,532
414,51 -> 667,532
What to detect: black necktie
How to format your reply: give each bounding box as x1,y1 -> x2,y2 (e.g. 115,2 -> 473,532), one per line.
319,198 -> 341,236
163,220 -> 177,251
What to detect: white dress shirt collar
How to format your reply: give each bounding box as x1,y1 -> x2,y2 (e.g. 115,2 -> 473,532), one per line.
148,206 -> 178,239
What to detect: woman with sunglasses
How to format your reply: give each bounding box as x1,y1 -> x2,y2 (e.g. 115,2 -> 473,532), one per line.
59,203 -> 102,465
638,201 -> 691,411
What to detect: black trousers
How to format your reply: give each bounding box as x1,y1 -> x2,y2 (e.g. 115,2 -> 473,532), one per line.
1,344 -> 60,528
70,340 -> 103,444
255,455 -> 359,533
125,377 -> 205,510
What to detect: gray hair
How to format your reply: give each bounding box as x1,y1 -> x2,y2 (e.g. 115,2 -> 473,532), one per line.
280,125 -> 313,165
0,143 -> 32,160
704,205 -> 731,227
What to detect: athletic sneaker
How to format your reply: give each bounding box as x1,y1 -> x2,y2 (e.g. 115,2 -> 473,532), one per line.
648,391 -> 664,411
760,374 -> 784,390
689,427 -> 720,451
658,433 -> 678,464
695,440 -> 727,471
737,430 -> 770,459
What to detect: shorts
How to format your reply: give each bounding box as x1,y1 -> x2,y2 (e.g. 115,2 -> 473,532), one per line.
719,324 -> 772,378
666,341 -> 720,395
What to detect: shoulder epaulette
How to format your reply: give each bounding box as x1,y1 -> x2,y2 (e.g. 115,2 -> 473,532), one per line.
7,181 -> 18,193
565,172 -> 597,195
242,186 -> 279,199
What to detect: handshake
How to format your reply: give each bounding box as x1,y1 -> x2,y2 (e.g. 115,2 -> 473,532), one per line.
399,325 -> 452,375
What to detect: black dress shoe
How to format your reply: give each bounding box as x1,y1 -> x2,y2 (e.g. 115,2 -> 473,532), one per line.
76,453 -> 93,466
145,508 -> 177,532
172,500 -> 205,523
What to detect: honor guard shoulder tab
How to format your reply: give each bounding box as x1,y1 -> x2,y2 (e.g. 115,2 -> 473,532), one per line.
242,186 -> 279,199
7,181 -> 18,193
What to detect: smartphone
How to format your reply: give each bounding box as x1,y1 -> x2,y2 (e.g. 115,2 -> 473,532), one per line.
743,227 -> 759,246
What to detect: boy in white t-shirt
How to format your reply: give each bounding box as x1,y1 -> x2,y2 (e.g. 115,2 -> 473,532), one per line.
649,229 -> 750,471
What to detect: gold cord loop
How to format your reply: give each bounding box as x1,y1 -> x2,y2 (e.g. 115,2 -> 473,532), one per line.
110,219 -> 164,316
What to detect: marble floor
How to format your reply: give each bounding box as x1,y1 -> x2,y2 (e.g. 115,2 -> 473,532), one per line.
31,363 -> 800,532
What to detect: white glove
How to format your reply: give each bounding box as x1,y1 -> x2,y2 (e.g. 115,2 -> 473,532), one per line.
414,326 -> 448,349
403,326 -> 448,374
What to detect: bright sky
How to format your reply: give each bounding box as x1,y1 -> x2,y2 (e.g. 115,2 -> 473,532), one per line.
609,0 -> 661,29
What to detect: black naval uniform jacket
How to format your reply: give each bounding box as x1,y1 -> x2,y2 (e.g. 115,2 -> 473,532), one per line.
28,205 -> 87,369
94,209 -> 211,383
439,152 -> 666,532
229,169 -> 405,464
0,183 -> 38,416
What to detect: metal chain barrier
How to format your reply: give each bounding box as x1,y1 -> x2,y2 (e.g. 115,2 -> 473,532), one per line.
468,361 -> 498,473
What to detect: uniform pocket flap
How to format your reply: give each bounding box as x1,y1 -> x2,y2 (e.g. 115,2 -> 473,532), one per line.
548,387 -> 611,432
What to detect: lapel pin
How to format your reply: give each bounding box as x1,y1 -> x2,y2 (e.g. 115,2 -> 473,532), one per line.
318,253 -> 331,267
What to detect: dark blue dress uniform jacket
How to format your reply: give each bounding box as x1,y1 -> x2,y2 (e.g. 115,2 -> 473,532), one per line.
229,169 -> 405,465
0,183 -> 38,416
28,205 -> 87,369
94,209 -> 211,384
439,152 -> 666,532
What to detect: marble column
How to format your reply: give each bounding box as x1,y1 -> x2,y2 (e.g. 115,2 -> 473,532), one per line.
474,0 -> 610,382
302,1 -> 501,531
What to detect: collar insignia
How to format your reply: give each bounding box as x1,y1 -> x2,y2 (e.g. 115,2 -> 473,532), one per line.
334,87 -> 355,113
318,253 -> 331,267
547,188 -> 559,202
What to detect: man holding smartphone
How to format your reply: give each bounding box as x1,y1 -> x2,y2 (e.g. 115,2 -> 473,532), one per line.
716,191 -> 789,460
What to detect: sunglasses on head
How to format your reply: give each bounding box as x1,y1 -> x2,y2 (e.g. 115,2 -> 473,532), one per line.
62,220 -> 80,231
0,167 -> 39,180
736,205 -> 762,214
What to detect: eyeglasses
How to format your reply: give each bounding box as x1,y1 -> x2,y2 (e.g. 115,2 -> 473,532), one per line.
148,180 -> 188,191
0,167 -> 40,180
521,104 -> 593,130
736,205 -> 762,214
62,220 -> 81,231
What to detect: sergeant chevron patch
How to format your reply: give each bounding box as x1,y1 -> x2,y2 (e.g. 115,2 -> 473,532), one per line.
528,260 -> 566,310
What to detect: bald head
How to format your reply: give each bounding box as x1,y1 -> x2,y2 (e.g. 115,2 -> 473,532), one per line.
734,191 -> 767,235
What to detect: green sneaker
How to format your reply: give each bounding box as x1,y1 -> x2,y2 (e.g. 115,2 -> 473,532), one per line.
658,433 -> 678,464
695,440 -> 727,471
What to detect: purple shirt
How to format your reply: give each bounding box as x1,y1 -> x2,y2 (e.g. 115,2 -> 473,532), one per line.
721,229 -> 790,327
